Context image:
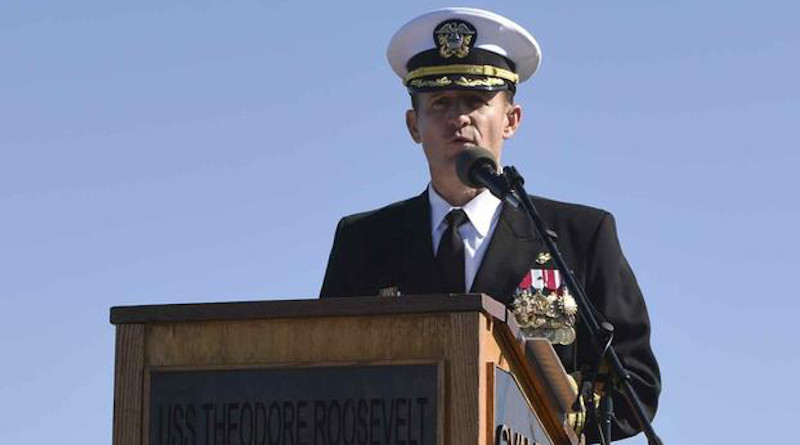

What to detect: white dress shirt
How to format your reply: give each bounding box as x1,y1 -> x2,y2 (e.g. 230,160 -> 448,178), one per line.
428,183 -> 503,292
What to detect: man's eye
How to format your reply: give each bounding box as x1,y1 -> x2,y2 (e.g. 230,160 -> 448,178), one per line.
431,99 -> 448,108
468,96 -> 487,107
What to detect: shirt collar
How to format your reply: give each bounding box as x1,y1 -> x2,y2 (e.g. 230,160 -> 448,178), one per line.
428,183 -> 502,237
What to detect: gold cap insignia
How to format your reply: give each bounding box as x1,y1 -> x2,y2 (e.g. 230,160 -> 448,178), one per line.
535,252 -> 552,265
434,19 -> 477,59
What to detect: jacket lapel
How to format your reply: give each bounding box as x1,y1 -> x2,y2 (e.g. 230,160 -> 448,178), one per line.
398,190 -> 447,295
471,202 -> 545,304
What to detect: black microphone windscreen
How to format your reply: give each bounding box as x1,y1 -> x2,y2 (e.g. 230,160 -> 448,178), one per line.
455,146 -> 498,188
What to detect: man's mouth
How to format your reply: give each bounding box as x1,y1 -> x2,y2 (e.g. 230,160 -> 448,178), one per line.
451,136 -> 475,145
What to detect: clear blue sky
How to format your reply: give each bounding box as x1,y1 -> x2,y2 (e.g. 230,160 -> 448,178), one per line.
1,1 -> 798,443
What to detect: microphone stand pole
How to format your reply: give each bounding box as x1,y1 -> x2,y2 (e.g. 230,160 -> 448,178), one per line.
501,166 -> 663,445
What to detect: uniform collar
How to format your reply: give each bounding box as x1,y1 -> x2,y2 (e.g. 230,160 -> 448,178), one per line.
428,183 -> 502,237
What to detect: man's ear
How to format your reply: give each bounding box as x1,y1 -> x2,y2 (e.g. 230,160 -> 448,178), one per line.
503,104 -> 522,139
406,109 -> 422,143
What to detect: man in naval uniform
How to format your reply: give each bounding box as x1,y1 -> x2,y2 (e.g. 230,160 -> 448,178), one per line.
319,8 -> 660,442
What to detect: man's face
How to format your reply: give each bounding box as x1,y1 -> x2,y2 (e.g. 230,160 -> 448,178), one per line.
405,89 -> 521,180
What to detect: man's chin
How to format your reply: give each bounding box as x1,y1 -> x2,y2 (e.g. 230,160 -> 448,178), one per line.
445,143 -> 478,160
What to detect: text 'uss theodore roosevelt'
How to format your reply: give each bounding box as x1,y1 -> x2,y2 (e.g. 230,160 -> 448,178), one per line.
153,397 -> 434,445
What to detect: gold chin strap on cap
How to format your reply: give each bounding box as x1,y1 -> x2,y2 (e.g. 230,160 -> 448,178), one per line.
403,64 -> 520,85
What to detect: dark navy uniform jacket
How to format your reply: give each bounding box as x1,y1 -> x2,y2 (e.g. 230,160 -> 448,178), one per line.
320,190 -> 660,442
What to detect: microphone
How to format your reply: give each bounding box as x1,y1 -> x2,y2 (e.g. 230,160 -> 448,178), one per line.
455,146 -> 519,206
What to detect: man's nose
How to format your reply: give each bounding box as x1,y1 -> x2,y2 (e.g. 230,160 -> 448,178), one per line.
446,102 -> 471,126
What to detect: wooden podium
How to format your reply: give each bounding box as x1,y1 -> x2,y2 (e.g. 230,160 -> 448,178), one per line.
111,294 -> 580,445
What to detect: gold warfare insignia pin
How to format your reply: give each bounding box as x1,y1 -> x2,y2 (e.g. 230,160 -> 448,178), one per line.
536,252 -> 552,265
434,19 -> 477,59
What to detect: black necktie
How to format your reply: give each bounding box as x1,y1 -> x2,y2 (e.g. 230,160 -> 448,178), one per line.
436,209 -> 468,293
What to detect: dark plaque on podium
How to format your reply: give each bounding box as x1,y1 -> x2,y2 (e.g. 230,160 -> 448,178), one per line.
149,364 -> 440,445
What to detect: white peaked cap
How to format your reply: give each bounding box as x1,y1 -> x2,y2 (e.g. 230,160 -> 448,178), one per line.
387,7 -> 541,87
